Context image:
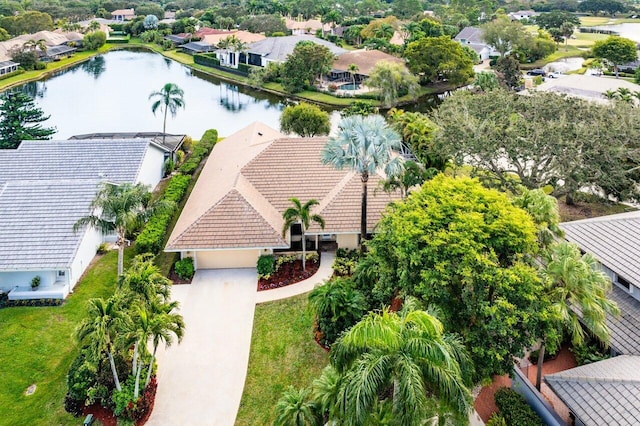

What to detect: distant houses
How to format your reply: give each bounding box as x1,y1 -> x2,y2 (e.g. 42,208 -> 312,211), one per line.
111,8 -> 136,22
330,49 -> 406,84
454,26 -> 498,61
244,34 -> 346,67
0,30 -> 80,64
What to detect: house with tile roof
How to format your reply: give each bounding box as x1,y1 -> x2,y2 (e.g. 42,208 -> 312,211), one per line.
454,26 -> 498,61
0,139 -> 168,300
165,122 -> 401,269
111,8 -> 135,21
330,49 -> 406,83
246,35 -> 346,67
545,355 -> 640,426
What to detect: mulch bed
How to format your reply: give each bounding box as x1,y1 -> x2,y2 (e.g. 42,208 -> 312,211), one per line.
81,377 -> 157,425
258,258 -> 320,291
169,268 -> 191,285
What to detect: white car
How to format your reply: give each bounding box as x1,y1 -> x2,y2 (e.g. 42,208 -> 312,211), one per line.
547,72 -> 563,78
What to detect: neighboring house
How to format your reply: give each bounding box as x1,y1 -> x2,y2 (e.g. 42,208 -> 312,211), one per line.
69,132 -> 186,163
165,34 -> 189,46
194,28 -> 234,39
246,35 -> 346,67
508,10 -> 539,21
285,18 -> 330,35
389,31 -> 405,46
0,139 -> 169,300
0,30 -> 84,62
41,44 -> 76,61
330,49 -> 406,84
0,60 -> 19,76
111,8 -> 135,21
454,26 -> 497,61
561,211 -> 640,356
180,41 -> 215,55
545,355 -> 640,426
165,122 -> 401,270
206,31 -> 266,68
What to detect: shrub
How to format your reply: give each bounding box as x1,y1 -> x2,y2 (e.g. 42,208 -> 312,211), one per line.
486,413 -> 507,426
136,174 -> 191,254
178,129 -> 217,175
571,341 -> 610,366
163,159 -> 175,176
30,275 -> 41,288
332,248 -> 359,276
182,136 -> 193,152
194,53 -> 220,67
34,61 -> 47,70
275,254 -> 297,271
257,254 -> 275,279
175,150 -> 185,165
174,257 -> 195,280
305,252 -> 319,264
97,242 -> 111,254
494,387 -> 543,426
271,31 -> 286,37
328,83 -> 338,92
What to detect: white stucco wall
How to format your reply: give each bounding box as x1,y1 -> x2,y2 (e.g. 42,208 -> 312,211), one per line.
136,144 -> 166,188
69,227 -> 103,290
0,270 -> 57,292
336,233 -> 359,249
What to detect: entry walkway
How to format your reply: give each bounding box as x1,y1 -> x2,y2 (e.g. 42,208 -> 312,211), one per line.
147,252 -> 334,425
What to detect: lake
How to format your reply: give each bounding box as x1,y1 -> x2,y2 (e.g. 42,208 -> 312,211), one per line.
17,50 -> 294,139
590,23 -> 640,42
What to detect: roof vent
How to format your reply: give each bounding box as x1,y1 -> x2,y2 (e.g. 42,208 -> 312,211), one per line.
258,132 -> 263,136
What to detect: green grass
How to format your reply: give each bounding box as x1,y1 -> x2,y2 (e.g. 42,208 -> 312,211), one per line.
579,16 -> 613,27
0,249 -> 133,425
236,294 -> 329,426
522,46 -> 585,69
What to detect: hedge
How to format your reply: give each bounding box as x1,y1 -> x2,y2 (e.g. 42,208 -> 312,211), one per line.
136,174 -> 191,254
179,128 -> 218,175
0,69 -> 24,81
494,387 -> 543,426
194,53 -> 220,67
106,38 -> 130,44
238,62 -> 259,75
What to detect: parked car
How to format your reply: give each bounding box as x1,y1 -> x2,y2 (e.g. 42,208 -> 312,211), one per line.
547,72 -> 562,78
526,69 -> 546,76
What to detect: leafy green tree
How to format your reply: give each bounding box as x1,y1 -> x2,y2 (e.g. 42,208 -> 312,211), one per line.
592,36 -> 638,78
482,16 -> 532,56
535,242 -> 620,390
361,16 -> 399,41
473,71 -> 499,91
386,108 -> 446,172
535,11 -> 580,30
274,386 -> 321,426
143,14 -> 159,30
379,160 -> 432,199
432,89 -> 640,203
239,14 -> 287,35
308,277 -> 367,346
578,0 -> 626,16
321,115 -> 404,246
83,30 -> 106,50
405,36 -> 474,86
339,100 -> 377,118
329,308 -> 473,424
494,55 -> 522,88
365,61 -> 419,107
0,27 -> 9,41
74,183 -> 160,275
513,188 -> 564,250
76,297 -> 128,392
364,175 -> 549,379
282,41 -> 334,93
149,83 -> 185,138
282,198 -> 325,270
0,91 -> 55,149
279,103 -> 330,137
0,10 -> 53,36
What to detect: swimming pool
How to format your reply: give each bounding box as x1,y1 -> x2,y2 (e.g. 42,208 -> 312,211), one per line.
339,83 -> 360,90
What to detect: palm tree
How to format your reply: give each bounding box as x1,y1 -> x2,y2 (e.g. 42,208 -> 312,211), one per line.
282,198 -> 325,270
312,365 -> 342,420
74,182 -> 158,275
274,386 -> 321,426
603,89 -> 619,100
347,63 -> 359,88
329,308 -> 473,425
513,188 -> 564,250
118,254 -> 172,305
88,20 -> 101,32
124,306 -> 153,398
76,297 -> 128,392
534,241 -> 620,390
321,115 -> 403,248
149,83 -> 185,143
143,299 -> 185,388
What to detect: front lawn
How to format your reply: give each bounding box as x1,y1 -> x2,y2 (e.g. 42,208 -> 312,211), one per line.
0,249 -> 129,425
236,294 -> 329,425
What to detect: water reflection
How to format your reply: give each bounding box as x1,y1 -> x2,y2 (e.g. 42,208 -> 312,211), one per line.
20,81 -> 46,99
80,56 -> 106,79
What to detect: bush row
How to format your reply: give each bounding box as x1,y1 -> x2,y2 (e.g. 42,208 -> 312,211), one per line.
0,298 -> 64,308
179,129 -> 218,175
0,69 -> 24,81
136,174 -> 191,254
494,387 -> 544,426
194,53 -> 220,67
105,37 -> 130,44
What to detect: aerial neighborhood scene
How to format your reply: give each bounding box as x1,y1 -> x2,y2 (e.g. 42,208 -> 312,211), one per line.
2,0 -> 640,424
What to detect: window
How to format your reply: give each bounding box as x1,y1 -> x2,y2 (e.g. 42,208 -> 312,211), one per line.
617,275 -> 631,290
58,270 -> 66,277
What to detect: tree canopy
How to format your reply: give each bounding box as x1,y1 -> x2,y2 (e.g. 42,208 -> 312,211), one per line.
282,41 -> 335,93
360,175 -> 551,380
534,11 -> 580,30
279,103 -> 330,137
365,61 -> 418,108
404,36 -> 474,86
432,89 -> 640,203
0,91 -> 55,149
592,36 -> 638,77
481,16 -> 531,56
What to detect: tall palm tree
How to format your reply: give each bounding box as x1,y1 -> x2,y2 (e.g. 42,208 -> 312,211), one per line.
282,198 -> 325,270
76,297 -> 128,392
535,241 -> 620,390
312,365 -> 342,421
274,386 -> 321,426
347,63 -> 359,88
144,299 -> 185,388
232,37 -> 249,65
74,182 -> 157,275
149,83 -> 185,143
321,115 -> 404,248
329,308 -> 473,425
118,254 -> 172,305
124,306 -> 153,398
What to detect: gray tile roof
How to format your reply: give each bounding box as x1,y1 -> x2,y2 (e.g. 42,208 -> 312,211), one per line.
0,139 -> 156,270
545,355 -> 640,426
561,211 -> 640,287
248,35 -> 346,62
607,286 -> 640,355
454,26 -> 485,44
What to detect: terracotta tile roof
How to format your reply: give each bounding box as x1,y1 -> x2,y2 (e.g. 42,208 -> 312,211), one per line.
195,28 -> 234,38
168,189 -> 286,250
203,30 -> 266,46
333,49 -> 406,76
165,122 -> 402,251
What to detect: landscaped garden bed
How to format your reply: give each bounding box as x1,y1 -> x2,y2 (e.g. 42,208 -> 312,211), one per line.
257,253 -> 320,291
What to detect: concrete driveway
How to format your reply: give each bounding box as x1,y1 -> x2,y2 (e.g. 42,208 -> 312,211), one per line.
147,268 -> 257,426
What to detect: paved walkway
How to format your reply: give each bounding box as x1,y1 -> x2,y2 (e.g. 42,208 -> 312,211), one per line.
148,252 -> 334,425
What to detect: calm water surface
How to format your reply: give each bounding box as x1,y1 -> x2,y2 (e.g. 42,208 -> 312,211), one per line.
591,23 -> 640,42
18,50 -> 293,139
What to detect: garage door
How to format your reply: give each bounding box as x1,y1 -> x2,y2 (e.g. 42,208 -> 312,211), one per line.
196,250 -> 259,269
